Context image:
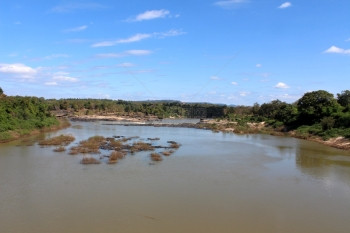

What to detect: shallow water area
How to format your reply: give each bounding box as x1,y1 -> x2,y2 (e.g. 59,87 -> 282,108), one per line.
1,120 -> 350,233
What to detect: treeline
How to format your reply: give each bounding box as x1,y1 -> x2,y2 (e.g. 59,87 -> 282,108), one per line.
0,91 -> 58,140
1,85 -> 349,141
225,90 -> 350,139
46,98 -> 226,119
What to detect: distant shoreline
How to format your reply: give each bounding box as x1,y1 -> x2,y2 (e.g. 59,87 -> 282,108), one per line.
69,115 -> 350,151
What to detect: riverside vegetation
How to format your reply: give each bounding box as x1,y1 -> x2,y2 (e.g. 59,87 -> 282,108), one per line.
1,86 -> 350,149
0,88 -> 67,142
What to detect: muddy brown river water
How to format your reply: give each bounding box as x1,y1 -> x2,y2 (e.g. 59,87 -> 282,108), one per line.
1,121 -> 350,233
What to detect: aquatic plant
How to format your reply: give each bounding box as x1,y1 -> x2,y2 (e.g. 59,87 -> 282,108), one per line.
130,141 -> 155,153
39,134 -> 75,146
108,151 -> 126,164
53,146 -> 66,152
80,157 -> 101,165
168,141 -> 180,149
162,150 -> 174,156
150,153 -> 163,161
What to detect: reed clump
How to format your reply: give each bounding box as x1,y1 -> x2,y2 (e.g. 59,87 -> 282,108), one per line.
168,141 -> 180,149
162,150 -> 174,156
130,141 -> 155,153
69,136 -> 106,155
108,151 -> 126,164
53,146 -> 66,152
150,153 -> 163,161
80,157 -> 101,165
39,134 -> 75,146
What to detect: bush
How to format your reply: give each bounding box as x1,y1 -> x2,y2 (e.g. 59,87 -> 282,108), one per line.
321,117 -> 335,130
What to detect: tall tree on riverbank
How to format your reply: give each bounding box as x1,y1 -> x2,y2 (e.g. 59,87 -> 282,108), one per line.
297,90 -> 341,125
337,90 -> 350,108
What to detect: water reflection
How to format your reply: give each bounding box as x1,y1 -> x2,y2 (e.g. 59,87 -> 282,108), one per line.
295,143 -> 350,186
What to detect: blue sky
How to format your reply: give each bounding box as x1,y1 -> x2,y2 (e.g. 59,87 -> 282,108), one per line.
0,0 -> 349,105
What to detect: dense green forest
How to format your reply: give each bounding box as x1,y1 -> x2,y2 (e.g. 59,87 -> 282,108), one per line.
46,98 -> 226,119
1,86 -> 350,141
0,88 -> 58,140
225,90 -> 350,139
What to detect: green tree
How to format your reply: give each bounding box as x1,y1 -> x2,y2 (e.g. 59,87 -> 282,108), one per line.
0,87 -> 3,95
337,90 -> 350,107
297,90 -> 341,125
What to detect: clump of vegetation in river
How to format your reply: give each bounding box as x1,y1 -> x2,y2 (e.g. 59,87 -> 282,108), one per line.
150,153 -> 163,161
70,136 -> 106,155
39,134 -> 75,146
80,157 -> 101,164
168,141 -> 181,149
130,141 -> 155,153
162,150 -> 174,156
67,133 -> 180,164
108,151 -> 126,164
53,146 -> 66,152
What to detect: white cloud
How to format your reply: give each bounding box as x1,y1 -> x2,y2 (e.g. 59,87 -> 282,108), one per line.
155,29 -> 186,38
125,50 -> 152,56
275,82 -> 289,89
44,54 -> 70,60
256,63 -> 262,68
45,81 -> 58,86
96,53 -> 122,58
239,91 -> 249,97
278,2 -> 292,9
128,9 -> 170,22
231,81 -> 238,85
0,63 -> 37,79
210,76 -> 221,80
92,30 -> 184,47
53,72 -> 78,82
96,50 -> 152,58
117,63 -> 135,68
92,33 -> 151,47
214,0 -> 248,8
51,3 -> 106,13
117,33 -> 151,44
64,25 -> 88,32
324,45 -> 350,54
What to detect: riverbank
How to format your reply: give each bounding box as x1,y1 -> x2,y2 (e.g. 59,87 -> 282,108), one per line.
69,114 -> 159,123
69,115 -> 350,151
0,118 -> 71,143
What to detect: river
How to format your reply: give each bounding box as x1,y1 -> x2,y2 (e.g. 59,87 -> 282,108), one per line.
0,121 -> 350,233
